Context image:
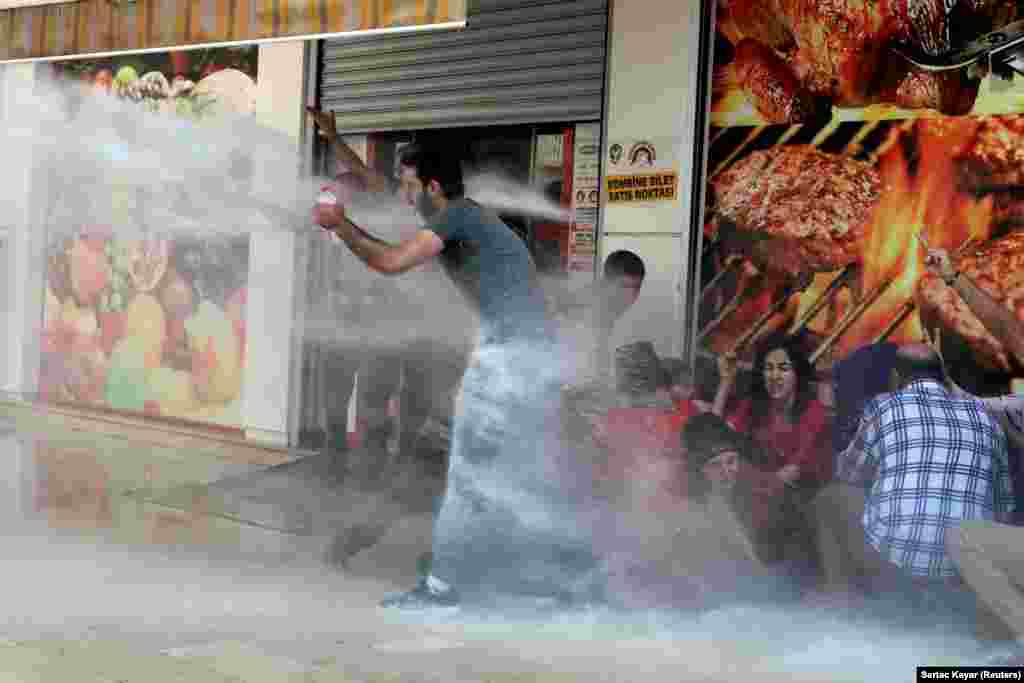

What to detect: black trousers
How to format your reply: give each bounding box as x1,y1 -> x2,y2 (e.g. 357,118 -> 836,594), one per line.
301,338 -> 466,470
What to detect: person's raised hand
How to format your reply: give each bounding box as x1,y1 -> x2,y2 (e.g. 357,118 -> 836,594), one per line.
921,235 -> 957,285
718,352 -> 739,386
312,203 -> 346,234
306,106 -> 338,141
777,463 -> 801,486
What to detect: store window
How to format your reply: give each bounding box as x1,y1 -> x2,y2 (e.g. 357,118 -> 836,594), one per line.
324,123 -> 583,277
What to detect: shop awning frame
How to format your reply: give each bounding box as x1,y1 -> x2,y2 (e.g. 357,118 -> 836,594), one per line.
0,0 -> 466,64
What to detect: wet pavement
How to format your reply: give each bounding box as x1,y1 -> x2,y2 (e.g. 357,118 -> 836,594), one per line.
0,410 -> 997,681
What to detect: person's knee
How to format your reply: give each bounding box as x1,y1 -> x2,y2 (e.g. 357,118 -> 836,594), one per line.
814,482 -> 864,511
945,524 -> 968,562
810,483 -> 845,521
951,520 -> 1015,559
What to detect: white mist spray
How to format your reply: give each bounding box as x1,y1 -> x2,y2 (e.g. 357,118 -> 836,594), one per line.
0,69 -> 986,678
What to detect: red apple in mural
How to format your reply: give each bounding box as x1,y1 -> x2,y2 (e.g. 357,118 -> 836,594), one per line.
41,318 -> 75,356
46,331 -> 109,405
93,68 -> 113,95
185,301 -> 242,404
191,336 -> 217,401
169,51 -> 190,78
201,63 -> 227,80
158,268 -> 194,320
69,238 -> 110,308
98,310 -> 127,356
80,226 -> 113,253
71,333 -> 109,404
225,286 -> 246,363
163,316 -> 186,357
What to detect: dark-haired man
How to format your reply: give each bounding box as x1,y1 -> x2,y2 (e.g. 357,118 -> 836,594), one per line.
306,108 -> 470,488
813,344 -> 1013,618
595,251 -> 645,369
311,115 -> 588,610
557,250 -> 645,388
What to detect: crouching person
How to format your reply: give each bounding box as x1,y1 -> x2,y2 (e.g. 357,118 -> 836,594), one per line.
599,414 -> 803,611
811,344 -> 1012,633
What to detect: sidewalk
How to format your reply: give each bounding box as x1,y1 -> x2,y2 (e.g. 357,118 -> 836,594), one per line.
0,403 -> 988,681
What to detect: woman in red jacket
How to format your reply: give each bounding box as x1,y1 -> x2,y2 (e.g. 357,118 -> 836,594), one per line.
714,332 -> 832,494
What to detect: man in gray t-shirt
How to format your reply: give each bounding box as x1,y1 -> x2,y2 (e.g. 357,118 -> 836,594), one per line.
314,137 -> 591,610
427,197 -> 550,343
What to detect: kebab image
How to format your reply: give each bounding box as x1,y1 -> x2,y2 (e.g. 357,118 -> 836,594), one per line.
703,114 -> 1024,375
702,143 -> 883,354
895,115 -> 1024,374
917,227 -> 1024,372
709,146 -> 879,283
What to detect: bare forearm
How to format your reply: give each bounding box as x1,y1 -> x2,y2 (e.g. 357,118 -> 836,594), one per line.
330,136 -> 390,193
334,218 -> 395,272
954,273 -> 1024,367
712,377 -> 734,417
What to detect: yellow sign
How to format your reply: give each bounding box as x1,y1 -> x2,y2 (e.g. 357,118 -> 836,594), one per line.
606,172 -> 678,203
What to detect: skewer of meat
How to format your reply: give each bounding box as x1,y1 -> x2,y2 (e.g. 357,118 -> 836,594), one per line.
917,230 -> 1024,372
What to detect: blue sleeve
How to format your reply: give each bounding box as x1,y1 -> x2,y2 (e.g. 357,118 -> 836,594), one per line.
994,431 -> 1016,521
426,206 -> 463,243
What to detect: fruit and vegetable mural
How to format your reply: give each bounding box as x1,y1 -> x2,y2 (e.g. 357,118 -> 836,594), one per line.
50,47 -> 258,121
38,47 -> 257,428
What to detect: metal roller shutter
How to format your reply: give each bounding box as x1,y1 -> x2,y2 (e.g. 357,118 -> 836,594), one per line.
320,0 -> 608,133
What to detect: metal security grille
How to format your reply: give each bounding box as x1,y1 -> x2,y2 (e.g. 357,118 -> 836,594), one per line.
320,0 -> 608,133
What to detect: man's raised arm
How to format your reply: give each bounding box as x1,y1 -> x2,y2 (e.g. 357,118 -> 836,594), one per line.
307,106 -> 391,194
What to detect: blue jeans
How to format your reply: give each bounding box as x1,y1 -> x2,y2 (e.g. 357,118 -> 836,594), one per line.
429,340 -> 597,601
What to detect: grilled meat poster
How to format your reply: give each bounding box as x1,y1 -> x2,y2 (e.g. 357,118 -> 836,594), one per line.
712,0 -> 1024,127
37,48 -> 258,428
703,2 -> 1024,393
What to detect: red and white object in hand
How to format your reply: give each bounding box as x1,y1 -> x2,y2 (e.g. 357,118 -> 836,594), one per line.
314,185 -> 342,244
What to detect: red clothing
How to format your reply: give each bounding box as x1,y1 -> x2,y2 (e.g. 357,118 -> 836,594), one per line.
593,406 -> 689,499
595,407 -> 682,459
737,462 -> 790,531
728,398 -> 833,485
673,398 -> 701,426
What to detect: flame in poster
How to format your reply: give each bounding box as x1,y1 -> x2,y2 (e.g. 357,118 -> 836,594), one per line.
836,122 -> 994,355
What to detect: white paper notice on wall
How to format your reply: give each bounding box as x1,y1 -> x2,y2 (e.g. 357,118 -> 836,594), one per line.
570,123 -> 602,274
573,122 -> 602,181
606,138 -> 680,205
536,134 -> 564,169
572,124 -> 601,210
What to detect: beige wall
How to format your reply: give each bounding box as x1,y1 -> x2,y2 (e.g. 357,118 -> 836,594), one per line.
243,40 -> 307,446
1,63 -> 42,397
600,0 -> 705,359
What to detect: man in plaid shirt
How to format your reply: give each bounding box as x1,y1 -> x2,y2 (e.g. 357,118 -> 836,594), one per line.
812,344 -> 1013,606
922,246 -> 1024,655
